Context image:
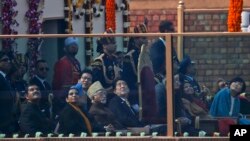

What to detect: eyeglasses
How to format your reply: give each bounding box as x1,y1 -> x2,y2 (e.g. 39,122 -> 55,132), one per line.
0,58 -> 10,63
39,67 -> 49,71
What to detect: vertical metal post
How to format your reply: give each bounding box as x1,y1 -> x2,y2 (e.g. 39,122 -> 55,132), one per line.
166,34 -> 173,136
177,0 -> 184,61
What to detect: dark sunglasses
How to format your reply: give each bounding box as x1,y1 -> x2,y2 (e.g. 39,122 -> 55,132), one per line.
39,67 -> 49,71
0,58 -> 10,63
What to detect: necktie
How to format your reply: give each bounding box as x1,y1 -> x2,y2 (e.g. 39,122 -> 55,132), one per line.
43,81 -> 51,90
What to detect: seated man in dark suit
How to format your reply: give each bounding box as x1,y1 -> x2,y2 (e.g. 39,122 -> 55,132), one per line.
108,79 -> 144,128
109,79 -> 169,135
19,84 -> 54,136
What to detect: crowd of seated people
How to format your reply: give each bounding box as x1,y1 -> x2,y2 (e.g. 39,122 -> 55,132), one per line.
1,21 -> 250,138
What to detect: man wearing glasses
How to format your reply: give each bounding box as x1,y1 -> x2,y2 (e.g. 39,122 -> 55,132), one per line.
0,52 -> 17,136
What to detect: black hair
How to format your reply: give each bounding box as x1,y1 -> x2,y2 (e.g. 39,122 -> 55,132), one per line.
35,59 -> 47,69
229,77 -> 246,94
159,20 -> 174,33
25,83 -> 39,94
67,85 -> 80,96
80,68 -> 93,77
112,78 -> 129,90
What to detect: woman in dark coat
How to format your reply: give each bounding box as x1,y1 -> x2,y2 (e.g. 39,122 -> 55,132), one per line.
58,86 -> 103,136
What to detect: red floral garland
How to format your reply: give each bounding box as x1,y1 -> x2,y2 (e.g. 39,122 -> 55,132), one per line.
105,0 -> 116,31
25,0 -> 44,77
0,0 -> 19,59
228,0 -> 243,32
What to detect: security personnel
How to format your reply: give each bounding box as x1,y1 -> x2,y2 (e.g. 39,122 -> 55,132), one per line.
92,28 -> 121,95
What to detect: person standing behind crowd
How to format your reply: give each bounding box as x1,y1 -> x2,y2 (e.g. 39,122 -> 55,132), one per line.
52,37 -> 81,115
122,23 -> 148,105
92,28 -> 120,101
30,59 -> 52,118
8,62 -> 28,103
150,20 -> 177,77
0,52 -> 18,136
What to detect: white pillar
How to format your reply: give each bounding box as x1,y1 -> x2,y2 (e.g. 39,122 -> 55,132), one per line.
241,11 -> 250,32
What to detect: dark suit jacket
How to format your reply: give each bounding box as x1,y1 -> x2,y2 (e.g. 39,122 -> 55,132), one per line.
0,73 -> 15,134
30,76 -> 52,117
150,38 -> 166,74
89,103 -> 125,130
108,96 -> 144,127
19,102 -> 53,135
150,38 -> 178,74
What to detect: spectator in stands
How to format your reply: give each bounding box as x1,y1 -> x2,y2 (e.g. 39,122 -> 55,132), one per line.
122,23 -> 148,106
174,74 -> 199,136
0,52 -> 18,136
214,78 -> 228,93
8,62 -> 28,103
109,79 -> 169,135
181,80 -> 210,119
179,55 -> 210,101
150,20 -> 177,76
52,37 -> 81,115
58,86 -> 104,136
92,28 -> 120,102
109,79 -> 145,127
239,92 -> 250,115
7,62 -> 28,131
74,69 -> 93,111
30,59 -> 52,118
19,84 -> 54,136
156,55 -> 180,118
210,77 -> 246,118
88,81 -> 125,131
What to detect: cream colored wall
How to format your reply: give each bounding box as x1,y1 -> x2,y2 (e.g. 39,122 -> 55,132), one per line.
131,0 -> 250,10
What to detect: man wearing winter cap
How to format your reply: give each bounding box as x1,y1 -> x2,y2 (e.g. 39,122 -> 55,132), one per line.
52,37 -> 81,115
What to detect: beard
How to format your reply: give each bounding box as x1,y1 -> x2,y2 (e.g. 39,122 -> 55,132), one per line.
69,51 -> 77,56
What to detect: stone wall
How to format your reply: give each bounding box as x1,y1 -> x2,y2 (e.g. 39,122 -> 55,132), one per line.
129,3 -> 250,93
184,36 -> 250,93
